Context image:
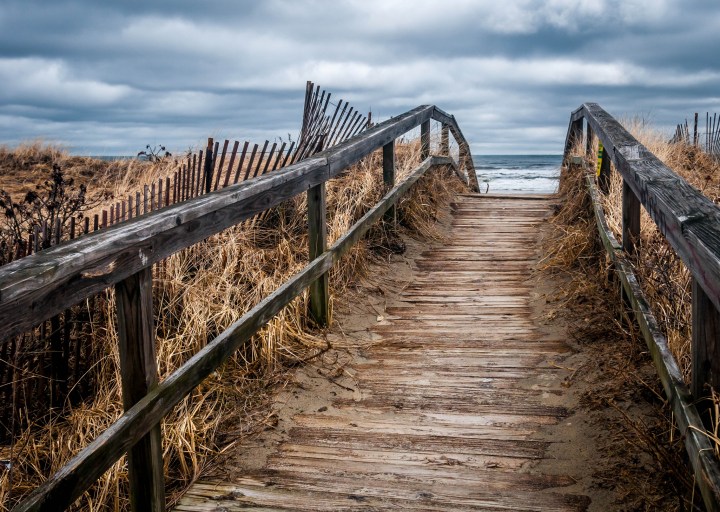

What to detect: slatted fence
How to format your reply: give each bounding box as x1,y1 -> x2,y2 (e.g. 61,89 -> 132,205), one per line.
0,81 -> 371,444
0,101 -> 476,511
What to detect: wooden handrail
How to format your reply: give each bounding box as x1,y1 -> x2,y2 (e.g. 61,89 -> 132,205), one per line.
564,103 -> 720,511
6,102 -> 473,511
0,106 -> 478,344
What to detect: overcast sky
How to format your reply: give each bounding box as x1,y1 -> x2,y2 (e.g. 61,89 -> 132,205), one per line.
1,0 -> 718,155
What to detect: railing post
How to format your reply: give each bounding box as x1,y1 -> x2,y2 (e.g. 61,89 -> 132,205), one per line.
692,279 -> 720,419
308,183 -> 329,326
116,267 -> 164,512
621,181 -> 641,254
563,118 -> 583,164
597,141 -> 611,194
420,119 -> 430,160
383,140 -> 396,223
585,124 -> 594,158
440,124 -> 449,156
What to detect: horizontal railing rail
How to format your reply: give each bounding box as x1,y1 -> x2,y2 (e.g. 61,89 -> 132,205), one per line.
564,103 -> 720,511
4,104 -> 477,511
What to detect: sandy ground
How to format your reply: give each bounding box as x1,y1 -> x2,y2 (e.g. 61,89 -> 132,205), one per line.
203,200 -> 692,511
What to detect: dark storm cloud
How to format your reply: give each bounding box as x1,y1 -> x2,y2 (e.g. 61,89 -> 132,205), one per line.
0,0 -> 718,154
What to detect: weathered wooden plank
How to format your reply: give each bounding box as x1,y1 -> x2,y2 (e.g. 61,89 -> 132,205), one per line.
116,268 -> 164,512
577,102 -> 720,313
307,183 -> 329,326
622,180 -> 640,255
692,278 -> 720,412
13,251 -> 335,512
586,175 -> 720,511
420,119 -> 430,160
178,194 -> 587,511
0,155 -> 329,341
11,157 -> 455,512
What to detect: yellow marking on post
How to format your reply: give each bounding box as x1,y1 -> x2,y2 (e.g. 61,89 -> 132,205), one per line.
596,142 -> 604,176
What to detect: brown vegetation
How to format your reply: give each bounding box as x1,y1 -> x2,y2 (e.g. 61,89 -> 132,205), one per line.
540,124 -> 720,509
0,139 -> 466,510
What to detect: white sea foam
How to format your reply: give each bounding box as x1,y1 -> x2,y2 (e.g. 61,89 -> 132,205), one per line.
473,155 -> 561,194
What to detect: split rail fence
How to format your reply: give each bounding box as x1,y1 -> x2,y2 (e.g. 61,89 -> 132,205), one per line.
0,104 -> 477,511
565,103 -> 720,511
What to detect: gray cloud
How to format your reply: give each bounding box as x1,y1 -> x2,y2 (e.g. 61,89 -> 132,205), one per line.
0,0 -> 718,155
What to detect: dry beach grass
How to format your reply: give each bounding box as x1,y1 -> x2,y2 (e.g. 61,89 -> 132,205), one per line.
540,122 -> 720,509
0,139 -> 466,510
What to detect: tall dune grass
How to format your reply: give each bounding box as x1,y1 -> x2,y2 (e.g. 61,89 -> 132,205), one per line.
541,120 -> 719,508
0,139 -> 466,510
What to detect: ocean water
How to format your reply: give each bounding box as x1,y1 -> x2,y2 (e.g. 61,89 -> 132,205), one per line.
473,155 -> 562,194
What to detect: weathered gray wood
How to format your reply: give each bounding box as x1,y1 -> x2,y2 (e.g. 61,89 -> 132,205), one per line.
576,102 -> 720,314
116,268 -> 165,512
420,119 -> 430,160
307,183 -> 329,326
585,123 -> 594,158
692,278 -> 720,411
441,124 -> 449,155
332,156 -> 450,260
14,251 -> 334,512
562,117 -> 583,165
597,142 -> 611,194
431,107 -> 479,192
383,140 -> 396,224
12,156 -> 452,512
0,104 -> 475,343
325,105 -> 433,175
587,175 -> 720,511
622,180 -> 641,255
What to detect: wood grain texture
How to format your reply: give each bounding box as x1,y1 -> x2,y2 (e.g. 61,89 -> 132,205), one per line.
573,102 -> 720,314
307,183 -> 329,326
0,104 -> 479,343
116,268 -> 165,512
692,278 -> 720,409
12,158 -> 451,512
177,195 -> 590,511
587,175 -> 720,511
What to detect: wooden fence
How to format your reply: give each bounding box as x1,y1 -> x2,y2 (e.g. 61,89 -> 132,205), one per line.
0,81 -> 371,443
564,103 -> 720,511
671,111 -> 720,157
0,104 -> 477,511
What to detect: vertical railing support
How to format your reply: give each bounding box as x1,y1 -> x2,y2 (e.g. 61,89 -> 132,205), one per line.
597,142 -> 611,194
440,124 -> 449,156
621,181 -> 641,255
308,183 -> 329,326
563,118 -> 583,164
116,267 -> 164,512
585,124 -> 594,158
383,140 -> 396,223
420,119 -> 430,160
692,279 -> 720,420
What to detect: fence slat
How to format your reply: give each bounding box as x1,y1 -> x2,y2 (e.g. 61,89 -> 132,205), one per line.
243,144 -> 259,181
233,141 -> 250,184
215,139 -> 231,190
252,141 -> 269,178
222,141 -> 240,189
262,143 -> 277,176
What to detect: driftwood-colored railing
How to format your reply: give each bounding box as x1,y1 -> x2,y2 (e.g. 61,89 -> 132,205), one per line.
0,105 -> 477,511
564,103 -> 720,511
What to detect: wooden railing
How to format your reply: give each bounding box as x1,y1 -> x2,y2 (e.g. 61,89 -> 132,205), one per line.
0,105 -> 477,511
564,103 -> 720,511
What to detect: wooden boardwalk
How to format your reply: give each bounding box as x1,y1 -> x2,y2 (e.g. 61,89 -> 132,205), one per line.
176,194 -> 591,511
